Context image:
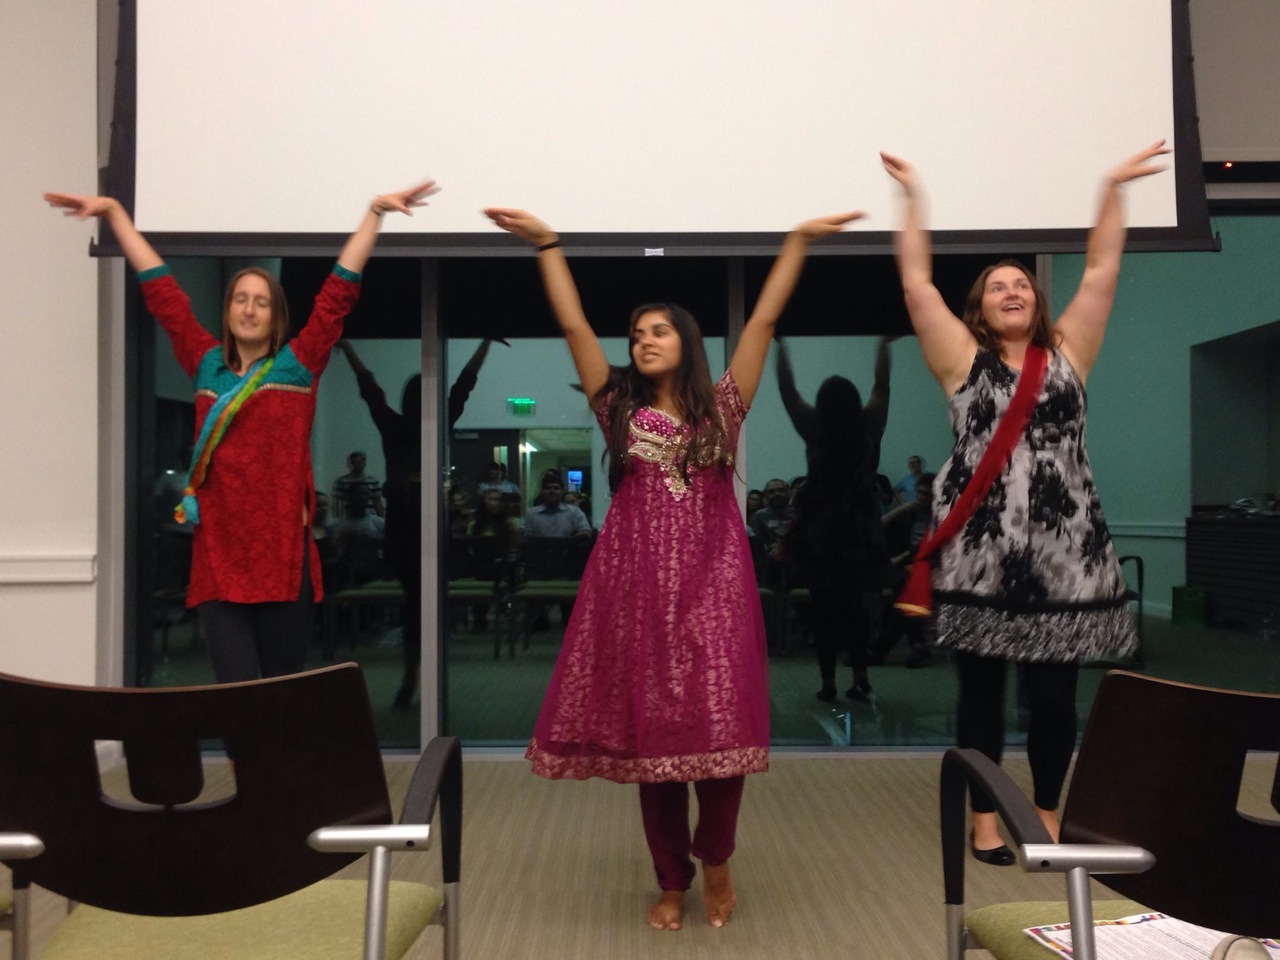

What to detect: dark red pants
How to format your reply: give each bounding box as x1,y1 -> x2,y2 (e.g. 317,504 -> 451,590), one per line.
638,776 -> 745,891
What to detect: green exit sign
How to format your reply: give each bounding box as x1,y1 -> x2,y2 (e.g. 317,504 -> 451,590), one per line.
507,397 -> 536,417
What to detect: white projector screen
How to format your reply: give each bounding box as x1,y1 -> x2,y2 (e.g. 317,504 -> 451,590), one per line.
129,0 -> 1206,252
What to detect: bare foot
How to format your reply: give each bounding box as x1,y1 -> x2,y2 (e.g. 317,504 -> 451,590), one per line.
1035,806 -> 1061,842
702,862 -> 737,928
646,891 -> 684,930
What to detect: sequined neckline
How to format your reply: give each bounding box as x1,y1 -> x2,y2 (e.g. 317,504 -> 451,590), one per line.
646,405 -> 683,426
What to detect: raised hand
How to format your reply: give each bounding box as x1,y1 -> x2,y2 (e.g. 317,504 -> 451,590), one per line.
1107,140 -> 1170,186
880,152 -> 920,196
372,180 -> 440,217
44,193 -> 119,219
794,211 -> 865,243
482,208 -> 558,247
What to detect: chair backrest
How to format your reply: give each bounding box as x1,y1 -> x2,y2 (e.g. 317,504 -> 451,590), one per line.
1063,670 -> 1280,938
0,664 -> 392,917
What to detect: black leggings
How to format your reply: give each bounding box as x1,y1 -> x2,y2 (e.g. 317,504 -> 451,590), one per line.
953,651 -> 1079,813
812,585 -> 871,681
198,541 -> 315,683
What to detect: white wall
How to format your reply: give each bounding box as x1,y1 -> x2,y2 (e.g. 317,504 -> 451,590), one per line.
0,0 -> 101,683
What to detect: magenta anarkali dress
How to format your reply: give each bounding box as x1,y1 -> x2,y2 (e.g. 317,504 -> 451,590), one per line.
526,371 -> 770,783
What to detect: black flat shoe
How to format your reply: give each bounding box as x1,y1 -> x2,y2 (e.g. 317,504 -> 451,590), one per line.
970,833 -> 1016,866
845,681 -> 872,702
816,684 -> 838,702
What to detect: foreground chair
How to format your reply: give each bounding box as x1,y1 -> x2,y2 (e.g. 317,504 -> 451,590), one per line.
941,670 -> 1280,960
0,664 -> 460,960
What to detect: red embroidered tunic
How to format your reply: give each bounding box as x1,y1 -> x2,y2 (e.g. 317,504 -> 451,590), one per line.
140,265 -> 359,606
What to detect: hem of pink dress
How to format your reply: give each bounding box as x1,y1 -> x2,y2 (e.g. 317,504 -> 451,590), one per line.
526,738 -> 768,783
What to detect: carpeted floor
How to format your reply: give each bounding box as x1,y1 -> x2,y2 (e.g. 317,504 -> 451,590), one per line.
9,752 -> 1279,959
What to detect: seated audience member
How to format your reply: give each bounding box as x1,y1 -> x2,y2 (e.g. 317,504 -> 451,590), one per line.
477,461 -> 520,497
892,454 -> 925,500
448,484 -> 475,536
525,472 -> 593,538
744,488 -> 764,534
523,471 -> 591,629
332,450 -> 385,523
465,487 -> 522,632
750,478 -> 794,556
331,451 -> 386,583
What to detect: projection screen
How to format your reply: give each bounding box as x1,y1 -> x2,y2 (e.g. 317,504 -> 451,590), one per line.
125,0 -> 1212,254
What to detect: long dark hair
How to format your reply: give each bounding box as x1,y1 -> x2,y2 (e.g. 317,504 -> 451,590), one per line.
594,303 -> 731,492
961,260 -> 1059,352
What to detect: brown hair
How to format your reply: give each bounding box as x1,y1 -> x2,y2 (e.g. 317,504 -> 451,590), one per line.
221,267 -> 291,370
595,303 -> 731,492
961,260 -> 1059,352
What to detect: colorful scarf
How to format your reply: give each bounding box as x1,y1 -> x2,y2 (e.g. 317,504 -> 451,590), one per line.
895,344 -> 1049,617
174,356 -> 275,525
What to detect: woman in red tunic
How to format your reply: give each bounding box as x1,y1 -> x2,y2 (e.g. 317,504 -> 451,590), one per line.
46,181 -> 436,681
485,204 -> 862,931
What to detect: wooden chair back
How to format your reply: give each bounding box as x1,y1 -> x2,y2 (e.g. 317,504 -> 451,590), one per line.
0,664 -> 392,916
1063,670 -> 1280,938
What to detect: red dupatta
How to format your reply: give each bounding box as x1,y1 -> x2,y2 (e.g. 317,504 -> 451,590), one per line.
895,344 -> 1049,617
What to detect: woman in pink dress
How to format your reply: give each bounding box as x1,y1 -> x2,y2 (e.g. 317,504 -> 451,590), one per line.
485,205 -> 862,930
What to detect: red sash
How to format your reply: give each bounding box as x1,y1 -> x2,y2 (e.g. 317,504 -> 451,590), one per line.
895,345 -> 1049,618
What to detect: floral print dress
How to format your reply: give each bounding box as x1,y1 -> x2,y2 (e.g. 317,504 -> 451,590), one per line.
931,349 -> 1138,662
526,371 -> 770,783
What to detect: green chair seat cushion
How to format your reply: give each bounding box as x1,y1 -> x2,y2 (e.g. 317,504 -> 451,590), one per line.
446,580 -> 494,599
966,898 -> 1149,959
516,581 -> 579,599
40,879 -> 441,960
333,582 -> 405,601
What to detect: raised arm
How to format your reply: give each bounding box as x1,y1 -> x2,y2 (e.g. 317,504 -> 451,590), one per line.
337,180 -> 439,276
730,212 -> 863,406
1054,140 -> 1169,384
483,208 -> 610,399
44,194 -> 163,274
864,335 -> 893,441
880,153 -> 977,394
774,337 -> 815,441
336,339 -> 370,377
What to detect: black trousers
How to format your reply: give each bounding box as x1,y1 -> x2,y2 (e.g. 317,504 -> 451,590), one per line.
198,542 -> 315,683
953,650 -> 1079,813
812,586 -> 872,682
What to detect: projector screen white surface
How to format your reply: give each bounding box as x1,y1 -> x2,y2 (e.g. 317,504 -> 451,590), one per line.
134,0 -> 1179,239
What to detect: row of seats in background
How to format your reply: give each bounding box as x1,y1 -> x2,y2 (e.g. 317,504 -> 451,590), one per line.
447,535 -> 595,658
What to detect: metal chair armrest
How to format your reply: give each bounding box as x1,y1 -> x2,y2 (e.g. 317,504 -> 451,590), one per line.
307,824 -> 432,854
0,833 -> 44,859
1020,842 -> 1155,874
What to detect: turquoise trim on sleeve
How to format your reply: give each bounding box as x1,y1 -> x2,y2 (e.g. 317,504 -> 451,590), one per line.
137,264 -> 172,283
332,263 -> 362,283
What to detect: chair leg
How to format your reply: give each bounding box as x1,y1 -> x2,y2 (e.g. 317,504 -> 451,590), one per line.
363,845 -> 392,960
12,885 -> 33,960
1065,866 -> 1098,960
945,902 -> 966,960
443,881 -> 461,960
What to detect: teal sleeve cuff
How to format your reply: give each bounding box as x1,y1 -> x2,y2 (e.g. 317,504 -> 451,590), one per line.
136,264 -> 172,283
332,264 -> 362,283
